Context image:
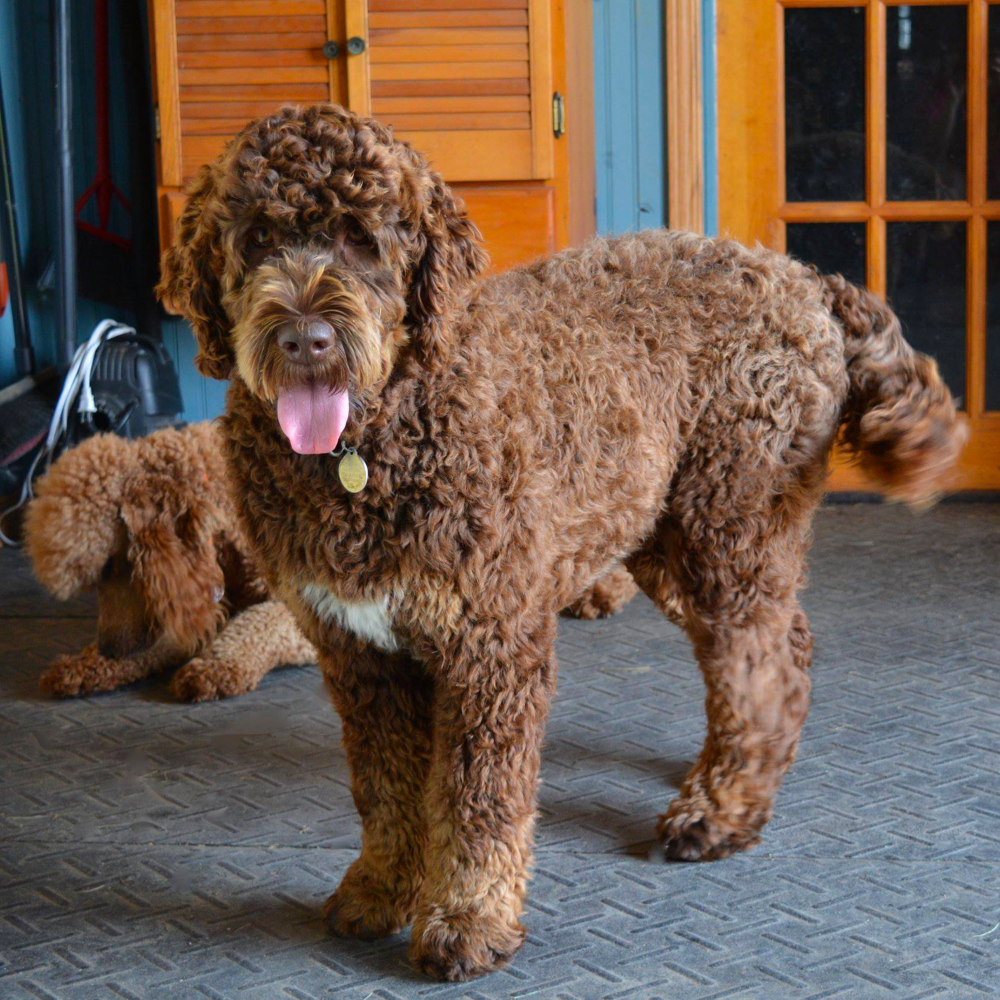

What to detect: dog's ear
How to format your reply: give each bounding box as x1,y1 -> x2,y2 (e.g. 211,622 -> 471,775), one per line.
405,162 -> 488,366
24,434 -> 134,599
157,165 -> 233,380
123,495 -> 225,656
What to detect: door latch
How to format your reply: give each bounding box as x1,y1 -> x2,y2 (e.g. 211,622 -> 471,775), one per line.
552,92 -> 565,138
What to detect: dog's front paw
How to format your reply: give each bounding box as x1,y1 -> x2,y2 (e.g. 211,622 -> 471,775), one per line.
323,860 -> 416,940
655,794 -> 765,862
410,908 -> 525,982
40,646 -> 120,697
170,659 -> 255,702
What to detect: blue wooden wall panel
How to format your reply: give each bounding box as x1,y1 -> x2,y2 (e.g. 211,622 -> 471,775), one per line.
702,0 -> 718,235
593,0 -> 666,236
593,0 -> 718,237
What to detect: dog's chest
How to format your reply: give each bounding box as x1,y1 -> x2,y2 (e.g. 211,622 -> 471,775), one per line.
300,583 -> 403,653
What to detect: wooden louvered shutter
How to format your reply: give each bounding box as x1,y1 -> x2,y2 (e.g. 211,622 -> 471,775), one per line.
347,0 -> 554,182
155,0 -> 337,186
150,0 -> 571,273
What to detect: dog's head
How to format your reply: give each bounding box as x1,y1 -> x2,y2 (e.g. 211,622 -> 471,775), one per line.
26,433 -> 225,659
158,104 -> 488,454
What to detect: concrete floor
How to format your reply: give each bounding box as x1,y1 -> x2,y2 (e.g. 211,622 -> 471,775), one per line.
1,504 -> 998,999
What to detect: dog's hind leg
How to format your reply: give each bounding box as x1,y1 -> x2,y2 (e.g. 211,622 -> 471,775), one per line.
657,597 -> 813,860
628,497 -> 817,862
321,641 -> 434,940
409,609 -> 557,981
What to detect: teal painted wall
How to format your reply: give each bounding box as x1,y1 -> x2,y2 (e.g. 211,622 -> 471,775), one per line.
0,0 -> 136,387
592,0 -> 718,236
593,0 -> 666,234
0,0 -> 224,422
702,0 -> 718,235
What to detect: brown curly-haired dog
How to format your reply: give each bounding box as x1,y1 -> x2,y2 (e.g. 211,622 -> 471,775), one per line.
25,423 -> 316,701
158,104 -> 966,981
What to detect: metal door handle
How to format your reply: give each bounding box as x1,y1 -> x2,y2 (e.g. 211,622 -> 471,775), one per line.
347,36 -> 366,55
322,40 -> 340,59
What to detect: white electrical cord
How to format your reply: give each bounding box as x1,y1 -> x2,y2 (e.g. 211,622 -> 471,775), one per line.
0,319 -> 135,546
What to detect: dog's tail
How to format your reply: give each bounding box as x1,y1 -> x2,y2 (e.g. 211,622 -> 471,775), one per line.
822,273 -> 967,505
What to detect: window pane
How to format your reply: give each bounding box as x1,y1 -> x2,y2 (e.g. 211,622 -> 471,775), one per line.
990,7 -> 1000,199
785,6 -> 865,202
988,223 -> 1000,411
886,5 -> 967,201
787,223 -> 867,287
887,222 -> 966,403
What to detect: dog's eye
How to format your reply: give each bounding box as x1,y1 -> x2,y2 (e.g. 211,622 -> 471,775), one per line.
249,226 -> 273,247
344,222 -> 371,249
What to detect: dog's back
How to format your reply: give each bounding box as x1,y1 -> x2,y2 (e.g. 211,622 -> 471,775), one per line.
463,230 -> 963,521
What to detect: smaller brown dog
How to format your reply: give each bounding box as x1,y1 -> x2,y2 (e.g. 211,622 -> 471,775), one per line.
24,422 -> 316,700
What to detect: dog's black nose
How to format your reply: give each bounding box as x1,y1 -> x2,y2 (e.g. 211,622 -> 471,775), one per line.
277,322 -> 332,362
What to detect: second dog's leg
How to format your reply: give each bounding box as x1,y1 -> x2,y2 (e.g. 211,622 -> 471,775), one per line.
322,643 -> 434,939
170,600 -> 316,701
40,642 -> 181,697
562,563 -> 639,619
410,614 -> 557,981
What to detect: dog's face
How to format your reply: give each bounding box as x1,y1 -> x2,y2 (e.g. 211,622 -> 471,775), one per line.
159,104 -> 487,454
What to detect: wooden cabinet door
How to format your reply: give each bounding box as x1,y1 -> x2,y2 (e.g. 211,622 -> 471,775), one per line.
718,0 -> 1000,491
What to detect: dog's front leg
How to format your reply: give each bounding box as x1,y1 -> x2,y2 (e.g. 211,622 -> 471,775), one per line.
170,600 -> 316,701
40,642 -> 182,697
410,614 -> 557,981
320,642 -> 434,939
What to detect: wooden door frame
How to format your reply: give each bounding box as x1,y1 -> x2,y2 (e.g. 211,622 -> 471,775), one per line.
666,0 -> 706,232
717,0 -> 1000,490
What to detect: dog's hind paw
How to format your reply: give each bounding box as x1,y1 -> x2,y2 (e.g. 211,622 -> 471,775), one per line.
656,799 -> 764,862
410,910 -> 525,981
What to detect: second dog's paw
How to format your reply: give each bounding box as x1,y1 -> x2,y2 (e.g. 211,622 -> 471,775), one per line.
410,909 -> 525,982
323,862 -> 415,940
170,660 -> 255,702
563,566 -> 639,620
655,798 -> 764,863
39,647 -> 118,697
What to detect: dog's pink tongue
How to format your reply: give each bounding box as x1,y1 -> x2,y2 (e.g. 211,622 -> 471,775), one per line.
276,384 -> 350,454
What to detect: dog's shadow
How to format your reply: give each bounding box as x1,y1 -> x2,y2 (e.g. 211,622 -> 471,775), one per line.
56,884 -> 423,989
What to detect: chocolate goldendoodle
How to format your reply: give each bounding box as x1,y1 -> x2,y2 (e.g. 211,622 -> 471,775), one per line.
159,105 -> 965,981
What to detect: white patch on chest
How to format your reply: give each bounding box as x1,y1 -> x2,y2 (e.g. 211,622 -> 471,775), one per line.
301,583 -> 402,653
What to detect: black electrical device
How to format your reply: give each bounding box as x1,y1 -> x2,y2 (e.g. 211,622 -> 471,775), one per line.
70,333 -> 184,443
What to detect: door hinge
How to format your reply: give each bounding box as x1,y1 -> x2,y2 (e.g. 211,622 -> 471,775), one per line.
154,105 -> 161,142
552,91 -> 565,138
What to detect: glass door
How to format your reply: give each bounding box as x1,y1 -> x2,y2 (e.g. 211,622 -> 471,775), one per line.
718,0 -> 1000,490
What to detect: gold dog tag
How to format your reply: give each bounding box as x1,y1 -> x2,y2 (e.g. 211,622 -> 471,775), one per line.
337,448 -> 368,493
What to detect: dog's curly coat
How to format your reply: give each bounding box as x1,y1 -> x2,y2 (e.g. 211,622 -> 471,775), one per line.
159,104 -> 966,981
24,423 -> 316,700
